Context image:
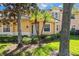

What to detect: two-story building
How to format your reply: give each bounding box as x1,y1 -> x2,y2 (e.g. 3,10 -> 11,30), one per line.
50,7 -> 79,33
0,11 -> 55,36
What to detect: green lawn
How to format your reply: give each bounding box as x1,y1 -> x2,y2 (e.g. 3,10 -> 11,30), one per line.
33,35 -> 79,56
42,40 -> 79,56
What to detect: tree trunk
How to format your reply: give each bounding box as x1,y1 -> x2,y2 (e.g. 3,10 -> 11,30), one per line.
39,20 -> 46,44
40,20 -> 46,35
31,24 -> 34,44
17,12 -> 23,48
59,3 -> 73,56
34,19 -> 41,46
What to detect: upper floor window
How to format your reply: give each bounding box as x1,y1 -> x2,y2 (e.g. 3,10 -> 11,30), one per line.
44,24 -> 50,32
52,12 -> 59,20
55,12 -> 58,19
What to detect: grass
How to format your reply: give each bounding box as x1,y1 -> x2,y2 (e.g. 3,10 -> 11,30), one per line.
0,35 -> 79,56
33,40 -> 79,56
39,35 -> 79,56
70,40 -> 79,56
42,40 -> 79,56
32,45 -> 52,56
0,43 -> 12,55
32,41 -> 59,56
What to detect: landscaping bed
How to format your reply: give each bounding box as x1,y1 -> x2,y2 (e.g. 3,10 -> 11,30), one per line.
0,35 -> 79,56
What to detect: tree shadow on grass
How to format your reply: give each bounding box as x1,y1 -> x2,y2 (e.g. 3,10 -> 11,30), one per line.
15,45 -> 32,56
4,44 -> 31,56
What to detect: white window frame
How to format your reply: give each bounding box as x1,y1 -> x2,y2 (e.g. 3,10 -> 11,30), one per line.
43,23 -> 51,32
52,12 -> 59,20
3,23 -> 10,32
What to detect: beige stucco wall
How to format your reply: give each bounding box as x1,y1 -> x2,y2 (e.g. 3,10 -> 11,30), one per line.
0,19 -> 55,35
39,21 -> 55,35
54,11 -> 79,33
70,14 -> 79,30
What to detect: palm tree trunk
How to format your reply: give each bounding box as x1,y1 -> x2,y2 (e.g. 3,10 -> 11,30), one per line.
40,20 -> 46,35
59,3 -> 73,56
17,12 -> 23,47
39,20 -> 46,44
31,24 -> 34,44
34,19 -> 41,46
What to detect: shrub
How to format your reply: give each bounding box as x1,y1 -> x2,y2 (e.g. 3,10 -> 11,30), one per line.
0,36 -> 17,43
0,35 -> 30,43
45,34 -> 61,41
40,35 -> 48,39
22,35 -> 29,37
45,35 -> 53,42
31,35 -> 39,44
52,33 -> 61,39
22,37 -> 31,44
32,37 -> 38,44
70,28 -> 76,35
40,34 -> 55,42
22,34 -> 61,44
55,33 -> 61,39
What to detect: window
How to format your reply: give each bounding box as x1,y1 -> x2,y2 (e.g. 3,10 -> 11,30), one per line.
3,23 -> 10,32
71,25 -> 76,31
56,25 -> 59,31
44,24 -> 50,32
52,12 -> 59,20
0,13 -> 3,17
55,13 -> 58,19
71,14 -> 75,19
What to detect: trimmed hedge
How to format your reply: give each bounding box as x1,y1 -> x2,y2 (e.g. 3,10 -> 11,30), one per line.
0,36 -> 17,43
0,35 -> 29,43
0,34 -> 61,44
22,34 -> 61,45
40,34 -> 61,41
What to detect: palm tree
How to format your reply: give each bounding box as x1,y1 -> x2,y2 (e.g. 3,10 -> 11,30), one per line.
38,10 -> 53,45
40,10 -> 52,35
30,10 -> 52,46
30,10 -> 43,45
59,3 -> 74,56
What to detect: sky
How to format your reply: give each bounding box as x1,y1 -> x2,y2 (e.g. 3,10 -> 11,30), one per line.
0,4 -> 6,11
37,3 -> 79,10
0,3 -> 79,11
37,3 -> 62,10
